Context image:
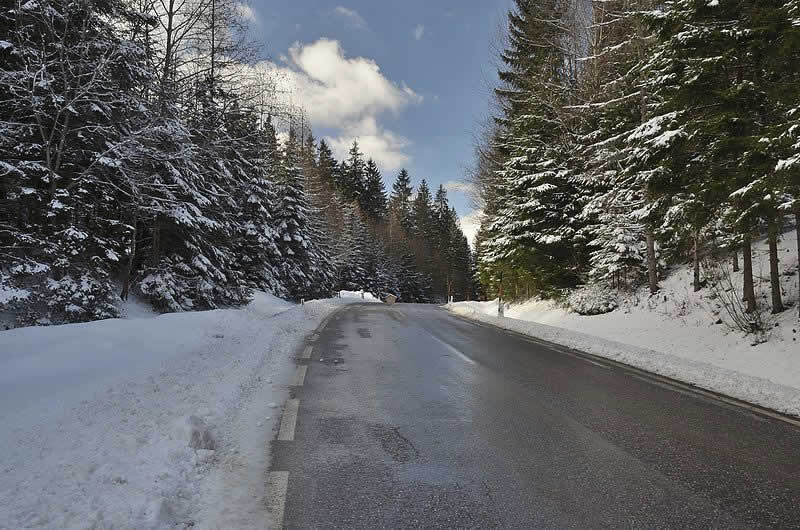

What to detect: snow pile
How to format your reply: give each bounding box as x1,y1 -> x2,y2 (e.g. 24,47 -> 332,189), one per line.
0,293 -> 354,529
117,292 -> 158,319
566,284 -> 619,315
338,289 -> 380,301
448,234 -> 800,417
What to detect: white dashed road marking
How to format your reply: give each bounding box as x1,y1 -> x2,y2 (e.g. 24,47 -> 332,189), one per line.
268,471 -> 289,529
302,345 -> 313,359
293,365 -> 307,387
278,399 -> 300,441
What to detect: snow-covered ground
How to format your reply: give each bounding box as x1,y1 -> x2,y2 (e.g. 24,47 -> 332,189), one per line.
337,289 -> 380,301
449,232 -> 800,418
0,292 -> 363,529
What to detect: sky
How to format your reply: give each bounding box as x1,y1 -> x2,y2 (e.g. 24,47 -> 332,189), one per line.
244,0 -> 515,243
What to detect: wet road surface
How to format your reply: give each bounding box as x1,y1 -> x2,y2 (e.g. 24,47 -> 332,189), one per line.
270,304 -> 800,528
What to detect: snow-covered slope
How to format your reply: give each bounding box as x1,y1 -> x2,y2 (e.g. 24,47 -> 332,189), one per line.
0,293 -> 358,529
449,233 -> 800,417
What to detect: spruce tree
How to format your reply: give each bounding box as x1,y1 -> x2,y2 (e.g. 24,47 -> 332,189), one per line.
341,140 -> 366,203
361,159 -> 387,222
640,0 -> 791,310
389,169 -> 414,230
273,129 -> 334,300
0,0 -> 151,323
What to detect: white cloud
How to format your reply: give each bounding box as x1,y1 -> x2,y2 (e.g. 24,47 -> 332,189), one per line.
334,6 -> 367,29
459,209 -> 484,249
327,117 -> 412,171
262,39 -> 422,171
413,24 -> 426,41
235,2 -> 257,24
443,180 -> 476,196
273,39 -> 422,127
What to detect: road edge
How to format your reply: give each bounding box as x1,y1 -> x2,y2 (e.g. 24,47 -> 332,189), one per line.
265,303 -> 352,529
446,307 -> 800,428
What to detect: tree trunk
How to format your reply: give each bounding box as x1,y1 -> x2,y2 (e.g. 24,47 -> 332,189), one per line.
693,231 -> 701,292
742,235 -> 756,313
646,229 -> 658,295
732,249 -> 739,272
768,222 -> 784,314
498,272 -> 504,317
151,217 -> 161,267
121,211 -> 138,301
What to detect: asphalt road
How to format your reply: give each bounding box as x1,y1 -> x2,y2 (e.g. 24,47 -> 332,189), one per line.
270,303 -> 800,529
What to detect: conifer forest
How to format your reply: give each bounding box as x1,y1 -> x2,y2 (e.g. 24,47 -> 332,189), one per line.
472,0 -> 800,324
0,0 -> 474,326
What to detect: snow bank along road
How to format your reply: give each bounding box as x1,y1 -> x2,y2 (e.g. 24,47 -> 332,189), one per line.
270,303 -> 800,528
0,294 -> 365,529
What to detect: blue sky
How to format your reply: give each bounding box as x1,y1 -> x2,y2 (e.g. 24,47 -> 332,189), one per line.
245,0 -> 514,238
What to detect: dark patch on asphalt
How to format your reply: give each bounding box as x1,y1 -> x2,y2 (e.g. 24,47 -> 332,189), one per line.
286,458 -> 500,529
369,424 -> 420,463
316,417 -> 356,445
357,327 -> 371,338
400,481 -> 501,529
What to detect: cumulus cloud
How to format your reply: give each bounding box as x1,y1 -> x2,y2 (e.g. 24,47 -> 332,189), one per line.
459,209 -> 484,249
413,24 -> 426,41
276,39 -> 422,126
263,39 -> 422,171
327,117 -> 412,170
334,6 -> 367,29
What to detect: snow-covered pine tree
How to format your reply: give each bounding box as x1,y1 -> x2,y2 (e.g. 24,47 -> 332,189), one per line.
340,140 -> 366,203
639,0 -> 791,310
0,0 -> 152,324
130,0 -> 254,312
274,129 -> 334,300
481,0 -> 584,297
574,1 -> 659,291
335,203 -> 370,292
411,179 -> 434,242
312,139 -> 345,252
361,159 -> 387,224
231,113 -> 285,297
294,130 -> 337,298
389,169 -> 414,232
316,139 -> 339,193
774,0 -> 800,316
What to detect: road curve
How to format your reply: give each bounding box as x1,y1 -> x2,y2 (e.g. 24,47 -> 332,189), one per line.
270,303 -> 800,528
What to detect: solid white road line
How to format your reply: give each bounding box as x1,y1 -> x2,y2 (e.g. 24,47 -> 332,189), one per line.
431,335 -> 477,366
302,345 -> 313,359
278,399 -> 300,441
268,471 -> 289,529
293,365 -> 307,387
582,358 -> 610,370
